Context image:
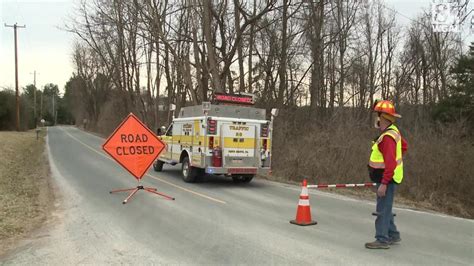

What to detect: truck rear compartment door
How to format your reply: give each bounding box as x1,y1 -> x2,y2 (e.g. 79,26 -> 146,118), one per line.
221,123 -> 257,168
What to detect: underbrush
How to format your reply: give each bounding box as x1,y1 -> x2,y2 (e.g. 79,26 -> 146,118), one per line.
271,108 -> 474,219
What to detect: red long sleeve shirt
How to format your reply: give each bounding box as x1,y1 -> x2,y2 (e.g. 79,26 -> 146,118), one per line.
378,135 -> 408,184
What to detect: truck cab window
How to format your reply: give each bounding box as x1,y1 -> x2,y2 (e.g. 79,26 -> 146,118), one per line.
165,124 -> 173,136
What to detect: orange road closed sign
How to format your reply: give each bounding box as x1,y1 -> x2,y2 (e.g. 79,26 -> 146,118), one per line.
102,113 -> 165,180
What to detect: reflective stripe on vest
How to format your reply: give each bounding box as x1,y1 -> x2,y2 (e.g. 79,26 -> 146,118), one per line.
368,158 -> 403,169
369,124 -> 404,184
375,130 -> 400,144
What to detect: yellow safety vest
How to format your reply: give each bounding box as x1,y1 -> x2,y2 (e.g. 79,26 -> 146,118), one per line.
369,124 -> 404,184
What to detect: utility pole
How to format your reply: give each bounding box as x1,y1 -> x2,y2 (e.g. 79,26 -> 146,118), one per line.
30,71 -> 39,127
52,92 -> 55,125
40,87 -> 43,121
5,23 -> 26,131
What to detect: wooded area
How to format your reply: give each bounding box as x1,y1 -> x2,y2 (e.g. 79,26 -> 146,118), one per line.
0,83 -> 72,130
63,0 -> 472,132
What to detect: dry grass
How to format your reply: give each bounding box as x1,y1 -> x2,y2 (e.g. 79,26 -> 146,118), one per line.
0,129 -> 54,256
270,108 -> 474,219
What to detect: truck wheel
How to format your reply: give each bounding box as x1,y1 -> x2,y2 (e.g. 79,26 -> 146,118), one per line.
241,174 -> 254,183
232,174 -> 254,183
153,160 -> 164,172
182,157 -> 198,183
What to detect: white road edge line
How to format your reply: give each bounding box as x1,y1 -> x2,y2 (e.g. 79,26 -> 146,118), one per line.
56,126 -> 227,205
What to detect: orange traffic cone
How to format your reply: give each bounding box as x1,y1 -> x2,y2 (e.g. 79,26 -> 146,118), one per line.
290,179 -> 317,226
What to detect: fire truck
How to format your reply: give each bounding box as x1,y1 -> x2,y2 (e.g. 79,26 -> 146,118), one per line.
153,93 -> 278,183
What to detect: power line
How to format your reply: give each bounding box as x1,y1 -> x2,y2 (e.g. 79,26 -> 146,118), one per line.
380,2 -> 421,25
381,1 -> 473,49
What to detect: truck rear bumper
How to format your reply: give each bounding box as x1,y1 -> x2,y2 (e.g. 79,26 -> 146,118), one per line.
205,167 -> 271,175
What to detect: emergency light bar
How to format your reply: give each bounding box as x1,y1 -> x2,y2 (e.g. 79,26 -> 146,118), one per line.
213,92 -> 254,106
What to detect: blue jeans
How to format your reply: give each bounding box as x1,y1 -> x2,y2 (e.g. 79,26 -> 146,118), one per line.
375,183 -> 400,243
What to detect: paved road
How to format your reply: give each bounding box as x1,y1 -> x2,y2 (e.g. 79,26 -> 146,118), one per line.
4,126 -> 473,264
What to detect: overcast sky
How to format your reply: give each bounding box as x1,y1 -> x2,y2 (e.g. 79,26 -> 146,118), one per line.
0,0 -> 472,93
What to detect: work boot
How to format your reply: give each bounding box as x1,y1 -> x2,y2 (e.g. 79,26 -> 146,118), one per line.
365,241 -> 390,249
389,237 -> 401,245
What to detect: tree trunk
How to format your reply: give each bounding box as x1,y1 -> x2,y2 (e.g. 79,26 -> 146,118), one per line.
203,0 -> 223,93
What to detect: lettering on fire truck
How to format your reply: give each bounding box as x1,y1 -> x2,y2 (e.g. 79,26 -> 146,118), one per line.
229,125 -> 249,131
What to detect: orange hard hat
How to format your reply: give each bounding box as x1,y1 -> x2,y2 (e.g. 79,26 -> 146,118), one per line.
373,100 -> 401,118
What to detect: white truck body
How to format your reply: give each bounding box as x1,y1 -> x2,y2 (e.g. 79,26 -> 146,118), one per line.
154,104 -> 273,182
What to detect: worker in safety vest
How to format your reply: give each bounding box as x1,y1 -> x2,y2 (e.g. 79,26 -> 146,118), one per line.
365,100 -> 408,249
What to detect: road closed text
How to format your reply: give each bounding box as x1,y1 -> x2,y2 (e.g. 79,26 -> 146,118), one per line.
116,134 -> 155,155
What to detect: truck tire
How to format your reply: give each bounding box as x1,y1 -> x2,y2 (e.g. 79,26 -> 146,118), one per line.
182,157 -> 198,183
195,168 -> 206,182
153,160 -> 164,172
232,174 -> 254,183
